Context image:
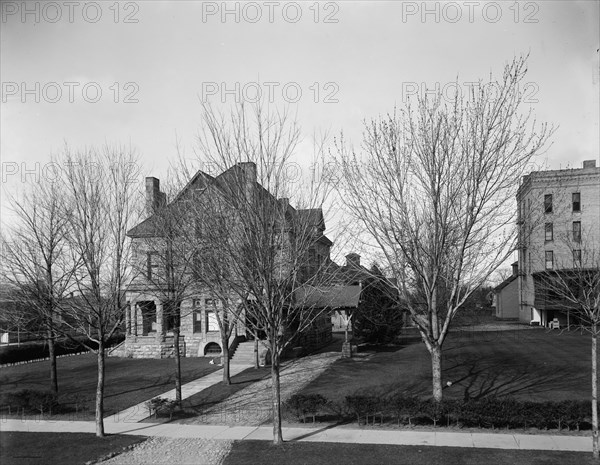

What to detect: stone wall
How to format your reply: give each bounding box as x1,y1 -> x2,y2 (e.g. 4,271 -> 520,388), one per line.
109,336 -> 186,359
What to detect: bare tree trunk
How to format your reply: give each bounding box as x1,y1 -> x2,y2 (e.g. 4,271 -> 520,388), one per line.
222,335 -> 231,385
254,338 -> 259,369
95,341 -> 105,437
592,326 -> 598,459
48,329 -> 58,394
431,344 -> 443,402
271,352 -> 283,445
174,327 -> 182,406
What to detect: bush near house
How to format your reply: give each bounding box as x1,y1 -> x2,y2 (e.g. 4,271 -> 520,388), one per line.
353,275 -> 404,345
283,393 -> 595,431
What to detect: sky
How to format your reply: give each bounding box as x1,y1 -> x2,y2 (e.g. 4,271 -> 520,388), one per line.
1,0 -> 599,260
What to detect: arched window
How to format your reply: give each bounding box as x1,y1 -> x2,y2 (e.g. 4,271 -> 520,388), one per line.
203,342 -> 222,355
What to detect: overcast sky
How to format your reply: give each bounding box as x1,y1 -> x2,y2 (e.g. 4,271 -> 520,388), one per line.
1,0 -> 599,235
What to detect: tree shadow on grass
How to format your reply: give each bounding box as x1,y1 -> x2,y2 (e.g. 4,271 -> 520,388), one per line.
443,353 -> 586,402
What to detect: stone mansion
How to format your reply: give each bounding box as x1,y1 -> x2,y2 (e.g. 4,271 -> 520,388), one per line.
113,162 -> 334,359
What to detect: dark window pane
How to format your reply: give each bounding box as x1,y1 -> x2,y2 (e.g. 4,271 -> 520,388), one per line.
193,310 -> 202,333
544,194 -> 553,213
572,193 -> 581,212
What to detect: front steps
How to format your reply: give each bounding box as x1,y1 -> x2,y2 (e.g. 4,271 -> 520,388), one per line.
229,341 -> 269,365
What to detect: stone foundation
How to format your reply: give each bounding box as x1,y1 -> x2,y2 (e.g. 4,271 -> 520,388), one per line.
109,336 -> 186,359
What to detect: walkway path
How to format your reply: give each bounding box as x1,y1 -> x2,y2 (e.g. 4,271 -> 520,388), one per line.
182,352 -> 340,426
105,364 -> 248,424
0,418 -> 591,452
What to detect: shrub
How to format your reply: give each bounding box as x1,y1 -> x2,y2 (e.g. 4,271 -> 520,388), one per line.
1,389 -> 59,415
145,397 -> 179,419
561,400 -> 590,431
323,399 -> 350,421
420,399 -> 461,427
352,277 -> 404,345
27,390 -> 59,415
389,394 -> 421,426
345,394 -> 384,425
285,394 -> 328,423
281,393 -> 594,432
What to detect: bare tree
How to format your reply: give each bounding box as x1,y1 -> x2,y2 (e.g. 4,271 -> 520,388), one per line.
59,145 -> 140,437
336,56 -> 553,401
1,177 -> 78,393
535,230 -> 600,457
188,102 -> 335,444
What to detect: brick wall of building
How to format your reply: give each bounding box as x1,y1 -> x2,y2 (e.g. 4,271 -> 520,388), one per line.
517,160 -> 600,325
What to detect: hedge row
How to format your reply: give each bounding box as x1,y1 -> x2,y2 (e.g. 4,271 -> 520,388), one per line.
0,389 -> 59,415
285,393 -> 593,431
0,334 -> 125,364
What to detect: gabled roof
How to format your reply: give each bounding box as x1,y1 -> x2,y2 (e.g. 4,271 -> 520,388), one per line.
297,209 -> 325,229
324,260 -> 372,286
172,170 -> 215,202
128,163 -> 329,239
128,165 -> 245,238
494,275 -> 517,293
295,285 -> 362,309
127,197 -> 191,238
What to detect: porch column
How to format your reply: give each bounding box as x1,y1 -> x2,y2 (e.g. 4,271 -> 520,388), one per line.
155,300 -> 164,341
133,303 -> 139,336
125,303 -> 131,336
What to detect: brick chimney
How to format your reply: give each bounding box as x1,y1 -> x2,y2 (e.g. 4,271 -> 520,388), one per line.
511,261 -> 518,277
237,162 -> 257,199
583,160 -> 597,169
278,197 -> 289,212
345,253 -> 361,268
145,177 -> 165,216
237,162 -> 257,181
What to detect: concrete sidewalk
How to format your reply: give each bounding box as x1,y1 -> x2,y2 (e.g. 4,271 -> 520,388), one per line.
105,364 -> 248,423
0,418 -> 591,452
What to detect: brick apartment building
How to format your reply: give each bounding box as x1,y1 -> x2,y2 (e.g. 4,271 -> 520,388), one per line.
516,159 -> 600,326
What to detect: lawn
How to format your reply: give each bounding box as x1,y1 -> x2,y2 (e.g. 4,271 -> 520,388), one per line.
299,329 -> 591,403
0,353 -> 219,418
0,432 -> 146,465
223,440 -> 595,465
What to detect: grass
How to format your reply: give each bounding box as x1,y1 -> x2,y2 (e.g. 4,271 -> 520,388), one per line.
299,328 -> 591,404
222,440 -> 595,465
0,353 -> 219,418
0,432 -> 145,465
